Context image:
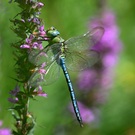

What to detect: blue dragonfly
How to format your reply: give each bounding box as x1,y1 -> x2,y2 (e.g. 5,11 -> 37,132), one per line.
29,26 -> 104,127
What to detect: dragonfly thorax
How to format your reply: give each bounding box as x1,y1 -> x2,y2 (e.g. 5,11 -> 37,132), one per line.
52,36 -> 64,44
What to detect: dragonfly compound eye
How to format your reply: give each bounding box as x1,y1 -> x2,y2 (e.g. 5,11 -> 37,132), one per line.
47,27 -> 60,38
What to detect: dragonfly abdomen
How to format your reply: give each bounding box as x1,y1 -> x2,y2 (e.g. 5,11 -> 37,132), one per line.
60,57 -> 83,127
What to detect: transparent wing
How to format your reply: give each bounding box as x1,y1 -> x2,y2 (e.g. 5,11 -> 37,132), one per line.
28,60 -> 61,87
29,43 -> 61,67
28,43 -> 62,86
64,27 -> 104,71
65,50 -> 99,71
44,59 -> 60,85
65,26 -> 104,51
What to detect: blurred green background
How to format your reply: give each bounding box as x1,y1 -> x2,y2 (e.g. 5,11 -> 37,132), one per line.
0,0 -> 135,135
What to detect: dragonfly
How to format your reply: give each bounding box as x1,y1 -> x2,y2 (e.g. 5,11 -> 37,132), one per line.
29,26 -> 104,127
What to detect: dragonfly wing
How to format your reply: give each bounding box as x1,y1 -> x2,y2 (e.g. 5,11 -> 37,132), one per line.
65,50 -> 99,71
29,47 -> 54,66
29,46 -> 50,66
65,26 -> 104,51
29,43 -> 62,86
89,26 -> 104,45
43,59 -> 61,85
64,27 -> 104,71
28,59 -> 60,87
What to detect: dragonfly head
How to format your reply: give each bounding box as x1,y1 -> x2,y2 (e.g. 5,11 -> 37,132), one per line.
46,27 -> 64,43
46,27 -> 60,38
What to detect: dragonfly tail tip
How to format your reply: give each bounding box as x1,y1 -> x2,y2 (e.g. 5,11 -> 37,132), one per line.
80,123 -> 84,128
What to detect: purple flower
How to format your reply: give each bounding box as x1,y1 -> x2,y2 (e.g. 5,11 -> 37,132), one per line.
38,68 -> 46,74
69,102 -> 95,124
32,42 -> 39,49
9,85 -> 20,96
78,10 -> 122,92
0,128 -> 11,135
8,97 -> 19,103
20,35 -> 44,50
33,86 -> 47,97
39,25 -> 44,32
32,41 -> 43,50
20,34 -> 34,49
8,85 -> 20,103
90,10 -> 122,91
103,53 -> 118,68
32,17 -> 40,25
0,121 -> 11,135
26,34 -> 34,43
101,10 -> 117,26
41,62 -> 46,68
38,62 -> 46,78
39,25 -> 46,37
74,10 -> 123,124
28,63 -> 47,89
36,69 -> 46,84
20,44 -> 30,49
79,103 -> 95,124
91,11 -> 122,56
77,70 -> 98,91
10,0 -> 48,133
36,41 -> 43,50
36,2 -> 44,9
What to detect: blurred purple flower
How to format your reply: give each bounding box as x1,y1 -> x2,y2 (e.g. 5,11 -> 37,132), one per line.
0,128 -> 11,135
9,85 -> 19,96
78,70 -> 98,91
78,10 -> 122,92
91,10 -> 122,91
91,11 -> 122,54
103,53 -> 118,68
0,121 -> 11,135
69,9 -> 123,125
8,97 -> 19,103
69,102 -> 95,124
